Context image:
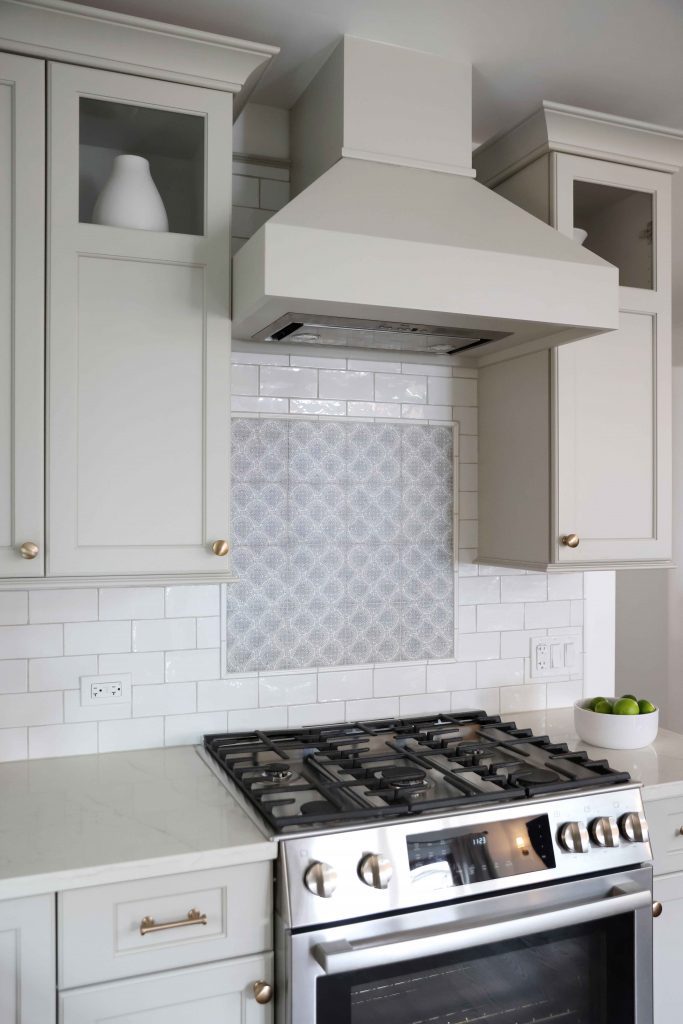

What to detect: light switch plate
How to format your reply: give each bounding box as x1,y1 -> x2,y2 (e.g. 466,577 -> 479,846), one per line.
530,633 -> 581,678
80,673 -> 131,706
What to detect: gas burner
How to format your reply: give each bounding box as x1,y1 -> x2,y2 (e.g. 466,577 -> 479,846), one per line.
260,763 -> 294,784
203,712 -> 632,834
508,766 -> 560,787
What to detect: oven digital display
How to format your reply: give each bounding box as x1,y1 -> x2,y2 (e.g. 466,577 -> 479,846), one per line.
407,815 -> 555,888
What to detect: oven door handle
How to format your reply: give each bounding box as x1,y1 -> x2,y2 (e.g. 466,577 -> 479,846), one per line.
313,883 -> 651,975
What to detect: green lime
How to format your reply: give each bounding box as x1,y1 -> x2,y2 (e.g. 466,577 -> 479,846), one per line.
638,699 -> 657,715
592,699 -> 613,714
621,694 -> 638,702
613,697 -> 640,716
589,696 -> 608,710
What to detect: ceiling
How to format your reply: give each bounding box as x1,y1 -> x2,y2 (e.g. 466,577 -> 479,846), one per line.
72,0 -> 683,333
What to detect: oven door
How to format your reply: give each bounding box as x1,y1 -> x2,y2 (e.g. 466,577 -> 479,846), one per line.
285,867 -> 653,1024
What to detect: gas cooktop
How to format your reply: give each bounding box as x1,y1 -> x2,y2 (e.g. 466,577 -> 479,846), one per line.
203,711 -> 631,834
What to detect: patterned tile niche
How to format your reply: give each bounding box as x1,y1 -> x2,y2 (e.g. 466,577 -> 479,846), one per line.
226,418 -> 455,672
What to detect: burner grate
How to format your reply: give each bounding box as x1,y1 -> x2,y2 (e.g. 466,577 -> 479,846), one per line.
203,711 -> 630,834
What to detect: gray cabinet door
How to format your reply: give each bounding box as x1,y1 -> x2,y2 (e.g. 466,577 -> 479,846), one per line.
0,53 -> 45,578
0,893 -> 55,1023
47,62 -> 233,580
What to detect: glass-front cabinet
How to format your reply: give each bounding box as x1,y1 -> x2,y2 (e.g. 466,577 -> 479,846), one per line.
474,105 -> 683,571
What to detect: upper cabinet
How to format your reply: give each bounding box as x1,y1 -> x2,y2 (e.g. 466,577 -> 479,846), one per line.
0,53 -> 45,579
0,1 -> 277,586
474,104 -> 683,571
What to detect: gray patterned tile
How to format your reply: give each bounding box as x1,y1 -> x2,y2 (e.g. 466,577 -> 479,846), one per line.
289,483 -> 347,545
289,420 -> 347,483
232,480 -> 288,546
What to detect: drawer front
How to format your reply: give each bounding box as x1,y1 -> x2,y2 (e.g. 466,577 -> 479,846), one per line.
59,952 -> 273,1024
59,864 -> 272,988
645,795 -> 683,876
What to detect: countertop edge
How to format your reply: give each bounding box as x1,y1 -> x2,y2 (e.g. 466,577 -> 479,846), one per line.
0,840 -> 277,902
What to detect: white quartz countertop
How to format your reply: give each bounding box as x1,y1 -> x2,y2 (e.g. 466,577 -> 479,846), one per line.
0,745 -> 275,901
504,708 -> 683,802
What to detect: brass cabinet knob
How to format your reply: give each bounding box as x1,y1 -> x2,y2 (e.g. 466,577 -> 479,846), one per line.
253,981 -> 273,1004
653,901 -> 663,918
678,826 -> 683,836
211,539 -> 229,557
561,534 -> 580,549
19,542 -> 39,560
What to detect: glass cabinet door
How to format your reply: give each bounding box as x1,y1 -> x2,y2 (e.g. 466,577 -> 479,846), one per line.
318,916 -> 635,1024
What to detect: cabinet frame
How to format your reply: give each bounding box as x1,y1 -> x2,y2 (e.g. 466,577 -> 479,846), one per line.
0,52 -> 45,579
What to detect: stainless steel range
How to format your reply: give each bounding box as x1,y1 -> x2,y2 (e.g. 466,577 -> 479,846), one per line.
202,711 -> 654,1024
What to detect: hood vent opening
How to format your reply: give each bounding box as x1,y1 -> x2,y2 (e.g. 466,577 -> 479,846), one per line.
262,314 -> 511,354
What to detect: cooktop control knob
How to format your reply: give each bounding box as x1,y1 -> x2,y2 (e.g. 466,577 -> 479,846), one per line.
559,821 -> 590,853
619,811 -> 650,844
590,816 -> 620,848
358,853 -> 393,889
304,861 -> 338,898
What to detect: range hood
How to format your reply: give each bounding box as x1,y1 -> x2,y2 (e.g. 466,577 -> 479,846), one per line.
232,37 -> 618,358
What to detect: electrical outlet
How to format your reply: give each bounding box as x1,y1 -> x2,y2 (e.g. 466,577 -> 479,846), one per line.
80,673 -> 131,706
530,633 -> 581,678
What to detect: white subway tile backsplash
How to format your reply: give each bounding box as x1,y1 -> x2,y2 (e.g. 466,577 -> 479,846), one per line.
457,633 -> 500,661
348,359 -> 402,373
290,399 -> 346,415
165,648 -> 220,682
477,603 -> 524,632
99,588 -> 164,621
260,365 -> 317,398
374,664 -> 425,697
459,464 -> 478,491
65,621 -> 130,656
405,363 -> 452,377
571,600 -> 584,626
345,697 -> 400,721
232,174 -> 259,207
228,706 -> 287,731
0,691 -> 63,727
260,672 -> 317,707
165,586 -> 220,618
500,683 -> 547,714
29,723 -> 98,759
500,629 -> 546,659
0,624 -> 62,660
197,617 -> 221,648
231,364 -> 259,396
453,378 -> 477,406
458,520 -> 478,548
459,435 -> 478,463
427,377 -> 455,405
548,574 -> 584,600
0,660 -> 27,694
457,606 -> 476,633
231,206 -> 270,237
547,679 -> 583,708
477,658 -> 524,687
290,355 -> 347,370
399,692 -> 447,716
452,688 -> 500,715
132,618 -> 195,652
501,575 -> 548,603
318,668 -> 373,702
427,661 -> 475,692
98,652 -> 164,685
164,712 -> 227,746
0,727 -> 27,762
29,654 -> 98,691
347,401 -> 401,418
231,396 -> 289,414
0,592 -> 28,625
133,682 -> 196,717
452,407 -> 478,435
525,601 -> 572,629
288,702 -> 343,727
99,717 -> 164,753
375,373 -> 426,404
459,577 -> 500,605
260,177 -> 290,211
30,589 -> 97,624
400,403 -> 452,421
319,370 -> 373,401
231,348 -> 289,366
197,677 -> 258,712
63,689 -> 131,723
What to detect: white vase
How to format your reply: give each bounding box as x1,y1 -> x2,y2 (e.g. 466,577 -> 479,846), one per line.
92,154 -> 169,232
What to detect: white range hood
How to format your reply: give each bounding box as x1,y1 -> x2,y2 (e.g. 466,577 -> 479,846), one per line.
232,36 -> 618,357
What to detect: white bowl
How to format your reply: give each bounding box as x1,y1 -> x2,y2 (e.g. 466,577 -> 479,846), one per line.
574,699 -> 659,750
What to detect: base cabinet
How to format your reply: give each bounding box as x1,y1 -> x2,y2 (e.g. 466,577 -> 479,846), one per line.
59,954 -> 273,1024
0,893 -> 55,1023
653,873 -> 683,1024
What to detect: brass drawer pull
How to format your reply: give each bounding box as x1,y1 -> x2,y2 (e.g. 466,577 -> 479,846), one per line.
653,901 -> 663,918
253,981 -> 273,1004
211,539 -> 229,556
561,534 -> 580,549
19,541 -> 39,559
139,908 -> 207,936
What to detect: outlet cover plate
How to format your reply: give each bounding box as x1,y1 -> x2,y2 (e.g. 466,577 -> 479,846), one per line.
80,673 -> 131,706
530,633 -> 581,679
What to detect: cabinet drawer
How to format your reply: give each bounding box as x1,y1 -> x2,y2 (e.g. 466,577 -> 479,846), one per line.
59,952 -> 273,1023
59,864 -> 272,988
645,795 -> 683,876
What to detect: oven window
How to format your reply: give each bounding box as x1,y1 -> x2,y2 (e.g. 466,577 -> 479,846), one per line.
317,917 -> 634,1024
